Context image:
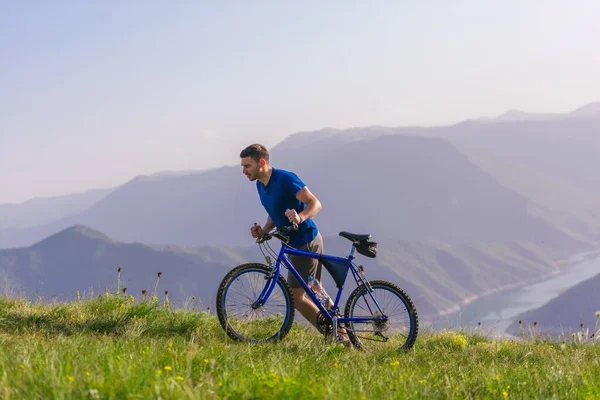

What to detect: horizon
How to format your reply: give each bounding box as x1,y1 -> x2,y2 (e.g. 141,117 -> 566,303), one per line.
2,1 -> 599,204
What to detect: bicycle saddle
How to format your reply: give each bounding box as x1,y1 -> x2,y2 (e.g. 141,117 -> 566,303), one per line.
339,231 -> 372,242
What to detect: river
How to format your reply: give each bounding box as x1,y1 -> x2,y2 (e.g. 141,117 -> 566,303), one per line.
431,251 -> 600,337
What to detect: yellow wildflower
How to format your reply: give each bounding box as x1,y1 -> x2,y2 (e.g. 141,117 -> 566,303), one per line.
175,376 -> 184,381
390,361 -> 400,367
164,366 -> 172,371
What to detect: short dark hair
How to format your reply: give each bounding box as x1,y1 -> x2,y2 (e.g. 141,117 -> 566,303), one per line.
240,144 -> 269,163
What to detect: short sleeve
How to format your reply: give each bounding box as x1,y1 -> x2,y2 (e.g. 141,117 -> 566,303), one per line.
282,171 -> 306,197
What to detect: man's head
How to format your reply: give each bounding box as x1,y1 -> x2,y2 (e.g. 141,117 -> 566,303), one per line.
240,144 -> 270,181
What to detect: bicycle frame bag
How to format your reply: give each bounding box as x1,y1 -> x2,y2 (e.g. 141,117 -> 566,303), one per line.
320,258 -> 350,288
355,240 -> 377,258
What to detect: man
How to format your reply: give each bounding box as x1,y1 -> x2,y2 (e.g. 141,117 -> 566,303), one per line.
240,144 -> 349,344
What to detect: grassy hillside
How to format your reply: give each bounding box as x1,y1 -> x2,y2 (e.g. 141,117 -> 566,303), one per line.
0,296 -> 599,399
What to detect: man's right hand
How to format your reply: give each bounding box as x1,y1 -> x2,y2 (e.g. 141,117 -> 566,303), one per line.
251,223 -> 264,238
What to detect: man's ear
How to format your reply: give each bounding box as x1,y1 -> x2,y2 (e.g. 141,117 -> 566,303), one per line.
260,159 -> 266,168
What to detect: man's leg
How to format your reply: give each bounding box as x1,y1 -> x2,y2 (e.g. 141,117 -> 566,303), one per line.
287,234 -> 350,343
291,288 -> 321,328
287,233 -> 325,328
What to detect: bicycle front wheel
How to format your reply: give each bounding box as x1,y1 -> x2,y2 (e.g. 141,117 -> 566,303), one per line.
344,280 -> 418,351
216,263 -> 295,343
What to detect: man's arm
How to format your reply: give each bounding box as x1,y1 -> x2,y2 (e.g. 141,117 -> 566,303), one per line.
251,216 -> 275,238
296,186 -> 322,223
263,216 -> 275,232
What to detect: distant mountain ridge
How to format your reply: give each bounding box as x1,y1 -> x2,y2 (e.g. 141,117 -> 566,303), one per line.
0,133 -> 586,250
1,101 -> 598,250
0,188 -> 113,230
471,101 -> 600,123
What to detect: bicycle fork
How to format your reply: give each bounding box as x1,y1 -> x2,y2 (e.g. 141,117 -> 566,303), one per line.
251,260 -> 280,309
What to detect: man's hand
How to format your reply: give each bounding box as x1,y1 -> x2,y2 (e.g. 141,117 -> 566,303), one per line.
285,209 -> 302,224
251,223 -> 264,238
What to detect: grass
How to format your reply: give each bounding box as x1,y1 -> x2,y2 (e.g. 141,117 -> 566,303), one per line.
0,295 -> 599,399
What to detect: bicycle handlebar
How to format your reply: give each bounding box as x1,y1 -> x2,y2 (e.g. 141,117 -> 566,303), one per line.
279,223 -> 298,234
256,223 -> 298,244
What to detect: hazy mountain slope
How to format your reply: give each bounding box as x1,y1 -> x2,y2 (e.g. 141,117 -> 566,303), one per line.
274,134 -> 583,249
0,225 -> 244,306
0,134 -> 582,250
439,117 -> 600,194
0,225 -> 565,320
371,240 -> 563,316
452,142 -> 600,245
0,188 -> 113,230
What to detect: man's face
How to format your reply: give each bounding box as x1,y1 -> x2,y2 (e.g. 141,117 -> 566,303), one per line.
241,156 -> 261,181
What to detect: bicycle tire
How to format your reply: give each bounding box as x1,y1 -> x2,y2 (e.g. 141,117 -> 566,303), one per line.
344,280 -> 418,351
216,263 -> 295,343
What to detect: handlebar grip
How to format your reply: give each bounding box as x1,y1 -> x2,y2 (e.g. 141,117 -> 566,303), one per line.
280,223 -> 298,234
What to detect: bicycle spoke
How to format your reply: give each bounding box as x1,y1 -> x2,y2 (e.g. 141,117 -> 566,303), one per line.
220,266 -> 293,342
345,281 -> 418,351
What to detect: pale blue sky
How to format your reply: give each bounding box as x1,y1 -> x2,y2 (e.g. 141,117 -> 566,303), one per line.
1,1 -> 599,204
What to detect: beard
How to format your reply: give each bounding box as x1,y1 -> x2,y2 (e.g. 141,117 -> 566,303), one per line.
246,166 -> 261,181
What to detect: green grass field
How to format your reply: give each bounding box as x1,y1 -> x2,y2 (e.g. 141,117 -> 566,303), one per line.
0,295 -> 599,399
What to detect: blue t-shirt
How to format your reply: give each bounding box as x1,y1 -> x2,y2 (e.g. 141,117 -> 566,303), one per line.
257,168 -> 318,247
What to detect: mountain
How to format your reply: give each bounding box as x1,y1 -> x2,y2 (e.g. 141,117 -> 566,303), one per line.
506,265 -> 600,337
451,142 -> 600,245
472,101 -> 600,123
439,107 -> 600,194
0,133 -> 585,250
0,225 -> 565,320
568,102 -> 600,118
0,188 -> 113,230
480,110 -> 559,123
0,225 -> 245,307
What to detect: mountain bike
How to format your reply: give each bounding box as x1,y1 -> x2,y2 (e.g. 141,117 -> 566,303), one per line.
216,224 -> 419,351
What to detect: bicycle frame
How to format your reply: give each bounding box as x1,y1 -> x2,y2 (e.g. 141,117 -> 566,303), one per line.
253,240 -> 388,330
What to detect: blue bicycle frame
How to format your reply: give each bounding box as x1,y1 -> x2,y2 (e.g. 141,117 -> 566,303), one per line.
253,240 -> 388,332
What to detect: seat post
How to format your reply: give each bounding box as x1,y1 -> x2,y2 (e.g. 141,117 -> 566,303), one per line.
348,244 -> 356,259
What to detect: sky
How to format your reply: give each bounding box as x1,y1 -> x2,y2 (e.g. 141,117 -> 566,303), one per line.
1,0 -> 599,204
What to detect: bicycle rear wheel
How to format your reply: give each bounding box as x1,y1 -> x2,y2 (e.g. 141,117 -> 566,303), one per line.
344,280 -> 418,351
216,263 -> 295,343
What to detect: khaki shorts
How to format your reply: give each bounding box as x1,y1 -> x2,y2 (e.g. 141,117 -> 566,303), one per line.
286,232 -> 323,288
